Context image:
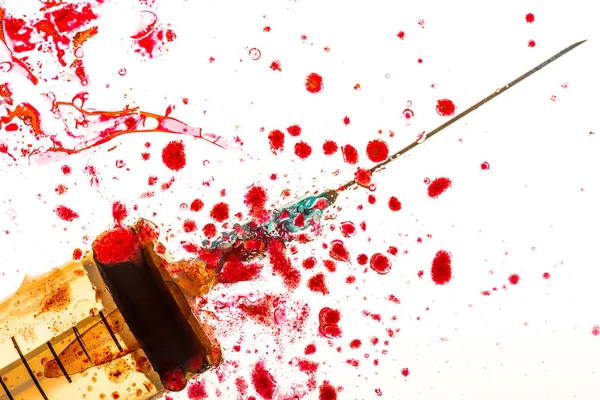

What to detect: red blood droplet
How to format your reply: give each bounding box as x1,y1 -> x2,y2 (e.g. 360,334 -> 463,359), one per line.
542,272 -> 550,280
401,367 -> 410,377
55,206 -> 79,222
112,202 -> 127,224
366,140 -> 389,163
187,380 -> 207,399
202,223 -> 216,238
480,161 -> 490,170
528,40 -> 536,48
397,31 -> 405,40
319,382 -> 337,400
431,250 -> 452,285
370,253 -> 391,274
592,326 -> 600,336
92,226 -> 139,265
190,199 -> 204,212
427,177 -> 452,198
436,99 -> 456,117
251,361 -> 277,400
323,140 -> 338,155
354,168 -> 372,187
525,13 -> 535,23
305,344 -> 316,355
342,145 -> 359,164
357,254 -> 368,265
61,165 -> 71,175
339,221 -> 356,238
268,129 -> 285,154
305,73 -> 324,93
183,219 -> 197,233
72,248 -> 83,261
302,257 -> 317,269
388,197 -> 401,211
160,365 -> 187,392
245,186 -> 268,221
367,195 -> 376,204
162,141 -> 186,171
343,116 -> 350,125
319,307 -> 341,325
287,124 -> 301,136
219,255 -> 261,283
267,239 -> 301,290
294,141 -> 312,159
323,260 -> 336,273
210,202 -> 229,222
349,339 -> 361,349
329,240 -> 350,262
308,273 -> 329,295
508,274 -> 520,285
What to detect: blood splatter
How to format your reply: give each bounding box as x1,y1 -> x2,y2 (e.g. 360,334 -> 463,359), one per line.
354,168 -> 372,187
305,344 -> 316,355
162,141 -> 186,171
219,255 -> 261,284
341,145 -> 359,164
318,382 -> 337,400
349,339 -> 361,349
592,326 -> 600,336
339,221 -> 356,238
318,307 -> 342,338
112,201 -> 127,224
357,254 -> 368,265
388,197 -> 401,211
92,226 -> 139,265
244,186 -> 268,222
270,60 -> 281,71
481,161 -> 490,170
528,40 -> 536,48
397,31 -> 405,40
343,116 -> 350,125
267,239 -> 301,290
436,99 -> 456,117
323,140 -> 338,155
508,274 -> 520,285
401,368 -> 410,377
302,257 -> 317,269
543,272 -> 550,280
431,250 -> 452,285
294,141 -> 312,159
55,205 -> 79,221
268,129 -> 285,154
308,273 -> 329,295
187,380 -> 208,399
210,202 -> 230,222
525,13 -> 535,23
183,219 -> 197,233
370,253 -> 391,274
287,125 -> 301,136
190,199 -> 204,212
72,248 -> 83,261
427,177 -> 452,198
329,240 -> 350,262
251,361 -> 277,400
366,140 -> 389,163
202,223 -> 217,238
305,73 -> 323,93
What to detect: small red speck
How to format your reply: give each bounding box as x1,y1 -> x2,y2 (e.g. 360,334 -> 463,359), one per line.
61,165 -> 71,175
370,253 -> 391,274
342,145 -> 359,164
397,31 -> 405,40
525,13 -> 535,23
388,197 -> 401,211
508,274 -> 520,285
417,270 -> 424,278
268,129 -> 285,154
366,140 -> 389,163
305,73 -> 324,93
210,202 -> 229,222
183,219 -> 197,233
417,58 -> 423,64
202,223 -> 216,238
357,254 -> 368,265
162,141 -> 186,171
428,177 -> 452,198
72,248 -> 83,261
543,272 -> 551,279
436,99 -> 456,116
166,29 -> 177,42
401,368 -> 410,377
592,326 -> 600,336
55,206 -> 79,222
323,140 -> 338,155
263,26 -> 271,32
55,184 -> 67,195
305,344 -> 316,355
287,124 -> 301,136
301,34 -> 308,40
141,152 -> 150,160
343,116 -> 350,125
367,195 -> 376,204
190,199 -> 204,212
431,250 -> 452,285
294,141 -> 312,159
346,275 -> 356,284
308,273 -> 329,295
269,60 -> 282,71
528,40 -> 536,47
481,161 -> 490,170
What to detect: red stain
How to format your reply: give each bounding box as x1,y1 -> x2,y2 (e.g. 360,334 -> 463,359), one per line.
481,161 -> 490,170
268,129 -> 285,154
318,307 -> 342,338
267,239 -> 301,290
61,165 -> 71,175
543,272 -> 551,280
431,250 -> 452,285
342,144 -> 359,164
525,13 -> 535,23
112,201 -> 127,224
162,141 -> 186,171
251,361 -> 277,400
219,255 -> 261,284
508,274 -> 520,285
190,199 -> 204,212
202,223 -> 216,238
55,184 -> 67,195
329,240 -> 350,262
428,177 -> 452,198
357,254 -> 368,265
245,186 -> 268,222
436,99 -> 456,117
397,31 -> 405,40
354,168 -> 372,187
528,40 -> 536,48
592,326 -> 600,336
294,141 -> 312,159
92,226 -> 139,265
323,260 -> 336,273
349,339 -> 361,349
401,368 -> 410,377
370,253 -> 391,274
318,382 -> 337,400
187,380 -> 208,400
72,248 -> 83,261
305,73 -> 323,93
367,195 -> 376,204
287,124 -> 301,136
55,205 -> 79,221
305,344 -> 316,355
339,221 -> 356,238
366,139 -> 389,163
388,196 -> 401,211
210,202 -> 230,222
235,377 -> 248,396
183,219 -> 197,233
343,116 -> 350,125
308,273 -> 329,295
269,60 -> 281,71
302,257 -> 317,269
323,140 -> 338,155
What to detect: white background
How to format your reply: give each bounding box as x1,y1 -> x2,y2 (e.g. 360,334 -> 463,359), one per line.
0,0 -> 599,399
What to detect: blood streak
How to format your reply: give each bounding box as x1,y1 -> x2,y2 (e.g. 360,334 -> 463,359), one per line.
366,139 -> 389,162
55,205 -> 79,221
427,177 -> 452,198
436,99 -> 456,116
305,73 -> 323,93
162,141 -> 186,171
267,239 -> 301,290
431,250 -> 452,285
251,361 -> 277,400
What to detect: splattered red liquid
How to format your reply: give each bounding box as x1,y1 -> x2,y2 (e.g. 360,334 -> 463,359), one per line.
354,168 -> 372,187
305,73 -> 323,93
366,139 -> 389,163
431,250 -> 452,285
183,219 -> 197,233
370,253 -> 391,274
190,199 -> 204,212
251,361 -> 277,400
268,129 -> 285,154
318,308 -> 342,338
388,197 -> 401,211
319,382 -> 337,400
92,226 -> 138,265
245,186 -> 268,221
55,205 -> 79,221
481,161 -> 490,170
302,257 -> 317,269
436,99 -> 456,117
329,240 -> 350,262
202,223 -> 216,238
342,145 -> 359,164
210,202 -> 230,222
112,201 -> 127,224
339,221 -> 356,238
508,274 -> 520,285
528,40 -> 536,48
287,124 -> 301,136
401,368 -> 410,377
162,141 -> 186,171
323,140 -> 338,155
525,13 -> 535,23
187,380 -> 208,399
294,141 -> 312,159
428,177 -> 452,198
308,273 -> 329,295
397,31 -> 405,40
267,239 -> 301,290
